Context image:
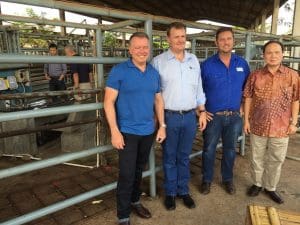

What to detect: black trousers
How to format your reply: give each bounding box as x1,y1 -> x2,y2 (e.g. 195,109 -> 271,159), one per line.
49,77 -> 66,91
117,132 -> 154,219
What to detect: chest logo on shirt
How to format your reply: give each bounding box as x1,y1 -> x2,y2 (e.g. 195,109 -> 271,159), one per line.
236,67 -> 244,72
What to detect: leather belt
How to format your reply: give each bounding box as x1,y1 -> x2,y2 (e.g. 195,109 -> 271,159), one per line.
165,109 -> 194,115
215,110 -> 239,116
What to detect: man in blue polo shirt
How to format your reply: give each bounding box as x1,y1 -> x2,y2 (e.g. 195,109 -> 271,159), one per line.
104,32 -> 166,225
200,27 -> 250,195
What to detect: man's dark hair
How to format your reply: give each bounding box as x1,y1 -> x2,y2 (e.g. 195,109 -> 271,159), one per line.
167,22 -> 186,36
48,43 -> 57,49
216,27 -> 234,40
129,32 -> 149,45
262,40 -> 284,53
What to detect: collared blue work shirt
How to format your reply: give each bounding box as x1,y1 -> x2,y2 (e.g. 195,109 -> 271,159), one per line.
152,49 -> 206,111
201,53 -> 250,113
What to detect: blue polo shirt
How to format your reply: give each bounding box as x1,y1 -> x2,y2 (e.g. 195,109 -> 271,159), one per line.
201,53 -> 250,113
106,59 -> 160,135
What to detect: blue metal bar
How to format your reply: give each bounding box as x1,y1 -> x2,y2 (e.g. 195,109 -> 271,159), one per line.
0,103 -> 102,122
0,145 -> 112,179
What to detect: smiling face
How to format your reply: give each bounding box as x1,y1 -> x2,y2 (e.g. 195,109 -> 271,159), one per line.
167,27 -> 186,53
215,30 -> 234,54
263,42 -> 283,67
128,36 -> 150,66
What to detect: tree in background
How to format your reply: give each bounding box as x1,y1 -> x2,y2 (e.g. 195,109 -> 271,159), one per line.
12,8 -> 56,48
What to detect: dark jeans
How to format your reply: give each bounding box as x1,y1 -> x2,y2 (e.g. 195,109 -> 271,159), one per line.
49,77 -> 66,91
117,132 -> 154,220
162,110 -> 197,196
202,114 -> 242,183
49,77 -> 66,102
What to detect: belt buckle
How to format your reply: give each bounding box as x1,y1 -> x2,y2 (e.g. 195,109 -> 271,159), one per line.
225,110 -> 233,116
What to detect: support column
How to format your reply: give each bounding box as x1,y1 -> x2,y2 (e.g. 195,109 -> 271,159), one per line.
121,32 -> 126,48
261,11 -> 267,33
144,19 -> 156,197
292,0 -> 300,70
271,0 -> 280,34
240,32 -> 252,157
59,9 -> 66,36
96,29 -> 103,88
191,39 -> 196,55
255,17 -> 260,32
0,2 -> 2,26
144,19 -> 153,60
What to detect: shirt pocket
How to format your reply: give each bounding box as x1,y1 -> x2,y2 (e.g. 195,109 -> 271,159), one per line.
184,67 -> 198,90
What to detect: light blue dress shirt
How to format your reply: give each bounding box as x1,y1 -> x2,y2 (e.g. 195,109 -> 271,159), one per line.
152,49 -> 206,111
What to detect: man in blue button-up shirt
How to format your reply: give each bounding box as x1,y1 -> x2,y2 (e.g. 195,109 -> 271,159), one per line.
152,22 -> 206,211
200,27 -> 250,196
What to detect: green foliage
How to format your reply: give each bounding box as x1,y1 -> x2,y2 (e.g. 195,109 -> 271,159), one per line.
103,31 -> 121,47
11,8 -> 56,48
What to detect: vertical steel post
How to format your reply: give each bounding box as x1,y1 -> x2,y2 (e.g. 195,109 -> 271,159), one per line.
144,19 -> 156,197
191,38 -> 196,55
95,28 -> 104,167
241,32 -> 252,156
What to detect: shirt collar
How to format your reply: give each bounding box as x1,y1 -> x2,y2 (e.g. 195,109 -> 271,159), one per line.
262,64 -> 285,75
213,52 -> 237,62
166,49 -> 193,62
126,58 -> 150,71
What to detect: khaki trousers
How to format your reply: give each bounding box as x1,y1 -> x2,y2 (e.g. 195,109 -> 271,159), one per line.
250,134 -> 289,191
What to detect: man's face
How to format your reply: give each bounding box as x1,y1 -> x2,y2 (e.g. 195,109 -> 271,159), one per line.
167,28 -> 186,52
263,43 -> 283,67
64,48 -> 73,56
49,47 -> 57,56
215,31 -> 234,54
128,37 -> 150,65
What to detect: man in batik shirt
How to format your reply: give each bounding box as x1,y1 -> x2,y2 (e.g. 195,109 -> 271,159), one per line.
243,40 -> 299,204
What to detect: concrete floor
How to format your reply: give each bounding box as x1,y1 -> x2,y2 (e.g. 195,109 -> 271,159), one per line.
0,133 -> 299,225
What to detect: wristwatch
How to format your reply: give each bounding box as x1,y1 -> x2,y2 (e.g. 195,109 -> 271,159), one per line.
160,123 -> 167,128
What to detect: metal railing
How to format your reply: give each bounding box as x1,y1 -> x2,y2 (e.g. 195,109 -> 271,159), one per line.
1,1 -> 300,224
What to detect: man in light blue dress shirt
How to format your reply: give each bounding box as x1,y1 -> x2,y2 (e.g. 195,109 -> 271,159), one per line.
152,22 -> 206,211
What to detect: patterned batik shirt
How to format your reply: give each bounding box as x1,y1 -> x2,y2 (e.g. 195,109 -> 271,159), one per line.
243,65 -> 299,137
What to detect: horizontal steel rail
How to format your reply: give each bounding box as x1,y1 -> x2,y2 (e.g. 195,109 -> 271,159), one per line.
0,102 -> 102,122
0,55 -> 127,64
0,145 -> 112,179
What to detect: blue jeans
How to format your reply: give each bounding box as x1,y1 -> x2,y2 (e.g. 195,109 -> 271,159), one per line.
162,110 -> 197,196
202,114 -> 242,183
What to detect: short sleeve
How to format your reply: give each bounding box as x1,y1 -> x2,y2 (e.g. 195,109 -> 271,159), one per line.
70,64 -> 77,74
106,66 -> 122,91
243,72 -> 256,98
292,72 -> 300,101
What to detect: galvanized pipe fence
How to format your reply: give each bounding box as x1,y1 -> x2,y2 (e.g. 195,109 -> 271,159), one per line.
1,1 -> 300,224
